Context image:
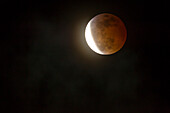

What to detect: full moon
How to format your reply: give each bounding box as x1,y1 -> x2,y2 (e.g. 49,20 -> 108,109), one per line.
85,13 -> 127,55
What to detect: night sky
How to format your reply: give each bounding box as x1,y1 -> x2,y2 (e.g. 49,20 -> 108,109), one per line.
1,0 -> 169,113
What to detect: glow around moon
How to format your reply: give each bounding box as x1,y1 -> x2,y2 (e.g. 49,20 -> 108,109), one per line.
85,13 -> 127,55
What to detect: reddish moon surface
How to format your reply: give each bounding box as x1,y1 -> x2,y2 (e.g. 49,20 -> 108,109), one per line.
85,13 -> 127,55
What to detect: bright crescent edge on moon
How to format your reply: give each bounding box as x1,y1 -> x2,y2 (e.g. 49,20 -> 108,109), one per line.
85,20 -> 103,55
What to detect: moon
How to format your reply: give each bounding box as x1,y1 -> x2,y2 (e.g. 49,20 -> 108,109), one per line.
85,13 -> 127,55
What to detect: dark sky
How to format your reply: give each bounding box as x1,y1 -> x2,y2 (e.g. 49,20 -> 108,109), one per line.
1,0 -> 169,113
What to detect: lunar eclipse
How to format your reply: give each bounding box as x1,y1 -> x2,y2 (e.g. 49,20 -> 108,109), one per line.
85,13 -> 127,55
2,0 -> 167,113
